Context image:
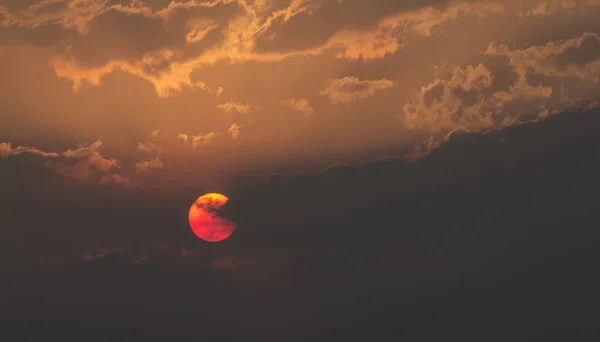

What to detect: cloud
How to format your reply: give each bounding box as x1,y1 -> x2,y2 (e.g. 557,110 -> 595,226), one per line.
228,123 -> 242,139
217,100 -> 250,113
135,130 -> 164,173
136,141 -> 156,153
401,63 -> 498,133
320,76 -> 395,104
177,134 -> 189,143
179,131 -> 222,147
99,173 -> 133,187
518,0 -> 580,17
3,0 -> 598,100
49,50 -> 214,97
5,0 -> 312,96
484,32 -> 600,81
1,140 -> 119,181
58,141 -> 120,178
0,141 -> 60,158
256,0 -> 515,61
192,132 -> 221,147
2,0 -> 600,192
281,98 -> 315,115
179,124 -> 238,147
135,157 -> 164,173
401,31 -> 600,158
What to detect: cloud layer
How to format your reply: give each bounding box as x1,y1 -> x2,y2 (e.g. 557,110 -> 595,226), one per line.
1,0 -> 600,187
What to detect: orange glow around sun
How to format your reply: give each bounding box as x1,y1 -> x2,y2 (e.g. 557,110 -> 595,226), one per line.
188,193 -> 236,242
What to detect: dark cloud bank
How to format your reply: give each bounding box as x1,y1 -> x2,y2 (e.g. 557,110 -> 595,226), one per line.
2,105 -> 600,340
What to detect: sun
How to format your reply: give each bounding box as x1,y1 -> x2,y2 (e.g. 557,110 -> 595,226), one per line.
188,193 -> 236,242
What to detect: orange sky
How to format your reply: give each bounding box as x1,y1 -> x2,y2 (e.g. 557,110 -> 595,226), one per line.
1,0 -> 600,190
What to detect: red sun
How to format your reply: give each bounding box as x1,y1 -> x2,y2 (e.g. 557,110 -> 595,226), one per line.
188,193 -> 236,242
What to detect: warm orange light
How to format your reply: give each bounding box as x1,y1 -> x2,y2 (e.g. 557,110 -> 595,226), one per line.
188,193 -> 236,242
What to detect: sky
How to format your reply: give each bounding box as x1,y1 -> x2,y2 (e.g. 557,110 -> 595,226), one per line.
1,0 -> 599,190
1,0 -> 600,340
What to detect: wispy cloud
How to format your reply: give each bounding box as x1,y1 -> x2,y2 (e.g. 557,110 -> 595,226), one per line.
321,77 -> 395,104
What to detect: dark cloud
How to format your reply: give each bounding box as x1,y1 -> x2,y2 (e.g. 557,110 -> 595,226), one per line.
0,1 -> 241,68
3,106 -> 600,339
555,32 -> 600,69
0,0 -> 47,11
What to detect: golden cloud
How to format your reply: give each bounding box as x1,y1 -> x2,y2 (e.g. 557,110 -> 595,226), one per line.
135,130 -> 164,173
2,0 -> 597,101
190,132 -> 221,148
0,141 -> 60,158
228,123 -> 242,139
5,0 -> 594,101
281,98 -> 315,115
217,100 -> 250,113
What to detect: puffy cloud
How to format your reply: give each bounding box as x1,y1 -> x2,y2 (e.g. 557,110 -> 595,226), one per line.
401,63 -> 498,133
178,131 -> 223,147
177,133 -> 189,143
401,30 -> 600,158
135,130 -> 163,173
217,100 -> 250,113
281,97 -> 315,115
179,124 -> 239,147
228,123 -> 242,139
485,32 -> 600,81
56,141 -> 119,178
0,142 -> 11,158
136,141 -> 156,153
191,131 -> 221,147
1,140 -> 119,180
135,157 -> 163,173
320,76 -> 395,104
99,173 -> 133,187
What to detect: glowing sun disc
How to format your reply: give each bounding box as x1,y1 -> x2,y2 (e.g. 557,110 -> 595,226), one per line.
188,193 -> 236,242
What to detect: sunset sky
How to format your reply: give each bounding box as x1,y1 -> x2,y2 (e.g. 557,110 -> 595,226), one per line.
2,0 -> 599,190
1,0 -> 600,339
